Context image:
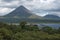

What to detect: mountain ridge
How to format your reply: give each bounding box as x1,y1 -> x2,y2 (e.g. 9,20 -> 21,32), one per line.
44,14 -> 60,19
0,5 -> 60,23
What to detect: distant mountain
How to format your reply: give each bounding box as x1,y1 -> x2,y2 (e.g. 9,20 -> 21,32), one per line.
0,5 -> 60,23
4,5 -> 41,18
44,14 -> 60,19
0,5 -> 42,23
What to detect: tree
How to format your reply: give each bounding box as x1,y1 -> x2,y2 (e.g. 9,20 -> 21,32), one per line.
0,22 -> 9,28
29,25 -> 39,31
41,26 -> 54,34
57,27 -> 60,34
19,21 -> 27,29
0,28 -> 13,40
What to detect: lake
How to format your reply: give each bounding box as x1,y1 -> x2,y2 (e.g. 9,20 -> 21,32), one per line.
38,23 -> 60,29
8,23 -> 60,29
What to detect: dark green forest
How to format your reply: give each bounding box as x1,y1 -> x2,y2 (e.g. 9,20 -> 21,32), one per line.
0,21 -> 60,40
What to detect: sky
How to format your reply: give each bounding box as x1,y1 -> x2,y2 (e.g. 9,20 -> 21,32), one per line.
0,0 -> 60,16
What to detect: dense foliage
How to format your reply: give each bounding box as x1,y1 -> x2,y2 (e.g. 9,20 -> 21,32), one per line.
0,22 -> 60,40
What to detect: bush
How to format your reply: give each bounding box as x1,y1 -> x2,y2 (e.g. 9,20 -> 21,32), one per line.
41,26 -> 55,34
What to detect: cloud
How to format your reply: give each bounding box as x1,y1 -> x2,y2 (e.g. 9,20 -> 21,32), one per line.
0,0 -> 20,8
0,7 -> 15,16
2,0 -> 14,2
0,0 -> 60,16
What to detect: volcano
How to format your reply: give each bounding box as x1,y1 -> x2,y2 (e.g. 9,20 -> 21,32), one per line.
0,5 -> 41,23
4,5 -> 40,18
0,5 -> 60,23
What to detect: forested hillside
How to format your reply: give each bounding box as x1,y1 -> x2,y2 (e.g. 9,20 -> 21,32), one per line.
0,22 -> 60,40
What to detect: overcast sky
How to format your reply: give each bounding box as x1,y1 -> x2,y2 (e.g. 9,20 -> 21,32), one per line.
0,0 -> 60,16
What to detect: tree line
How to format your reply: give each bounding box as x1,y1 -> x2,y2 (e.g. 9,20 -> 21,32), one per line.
0,21 -> 60,40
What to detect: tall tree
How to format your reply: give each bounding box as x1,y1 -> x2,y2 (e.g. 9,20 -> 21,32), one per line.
20,21 -> 27,29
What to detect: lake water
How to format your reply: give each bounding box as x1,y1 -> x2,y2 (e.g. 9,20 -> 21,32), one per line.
9,23 -> 60,29
37,24 -> 60,29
